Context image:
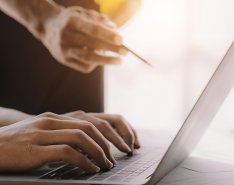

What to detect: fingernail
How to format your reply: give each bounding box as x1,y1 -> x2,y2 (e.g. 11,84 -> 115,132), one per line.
123,143 -> 132,153
106,159 -> 113,169
91,165 -> 100,173
111,157 -> 117,165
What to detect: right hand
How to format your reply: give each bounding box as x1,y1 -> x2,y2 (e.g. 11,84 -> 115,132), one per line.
0,112 -> 114,173
41,6 -> 127,73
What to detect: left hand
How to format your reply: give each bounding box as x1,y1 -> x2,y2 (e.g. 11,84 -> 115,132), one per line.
41,6 -> 126,73
63,111 -> 140,154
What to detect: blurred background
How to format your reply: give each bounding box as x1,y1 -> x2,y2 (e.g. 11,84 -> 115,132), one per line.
104,0 -> 234,162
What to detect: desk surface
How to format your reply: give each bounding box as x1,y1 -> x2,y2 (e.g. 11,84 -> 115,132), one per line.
139,128 -> 234,185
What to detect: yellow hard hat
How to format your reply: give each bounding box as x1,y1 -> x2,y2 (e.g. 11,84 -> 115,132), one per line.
95,0 -> 141,27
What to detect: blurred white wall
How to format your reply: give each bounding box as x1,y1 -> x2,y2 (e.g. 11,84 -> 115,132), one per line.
104,0 -> 234,134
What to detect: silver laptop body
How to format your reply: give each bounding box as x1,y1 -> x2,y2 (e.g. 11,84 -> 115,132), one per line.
1,41 -> 234,185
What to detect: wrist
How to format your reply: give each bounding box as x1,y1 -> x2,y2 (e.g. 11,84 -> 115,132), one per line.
29,0 -> 63,40
0,107 -> 33,127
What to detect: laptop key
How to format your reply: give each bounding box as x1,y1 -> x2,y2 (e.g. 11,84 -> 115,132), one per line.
40,164 -> 73,179
56,167 -> 85,179
72,174 -> 95,180
106,175 -> 125,182
90,177 -> 106,181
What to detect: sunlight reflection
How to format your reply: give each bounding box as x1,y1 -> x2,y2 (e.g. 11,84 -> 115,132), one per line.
105,0 -> 234,133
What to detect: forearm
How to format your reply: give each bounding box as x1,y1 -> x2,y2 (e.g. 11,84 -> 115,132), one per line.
0,0 -> 61,38
0,107 -> 32,127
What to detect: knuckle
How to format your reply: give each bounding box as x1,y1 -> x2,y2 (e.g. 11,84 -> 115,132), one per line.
64,13 -> 75,27
60,145 -> 73,155
74,130 -> 86,140
35,112 -> 60,129
64,12 -> 82,30
114,114 -> 124,121
35,117 -> 53,128
82,122 -> 99,135
94,145 -> 106,157
82,121 -> 95,131
66,110 -> 85,118
39,112 -> 57,119
75,130 -> 93,145
100,148 -> 107,158
99,121 -> 110,130
76,110 -> 85,115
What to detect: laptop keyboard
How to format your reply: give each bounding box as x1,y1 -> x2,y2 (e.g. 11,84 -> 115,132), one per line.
40,147 -> 164,182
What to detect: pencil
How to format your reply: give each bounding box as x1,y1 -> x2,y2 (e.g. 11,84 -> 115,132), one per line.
122,44 -> 152,66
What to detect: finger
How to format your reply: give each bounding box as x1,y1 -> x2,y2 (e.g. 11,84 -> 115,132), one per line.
63,112 -> 139,149
129,126 -> 141,149
77,113 -> 131,156
69,7 -> 117,29
38,145 -> 100,173
68,113 -> 117,164
86,10 -> 117,28
86,23 -> 122,45
64,118 -> 115,165
62,30 -> 127,54
66,58 -> 97,73
70,15 -> 122,45
89,114 -> 135,153
35,112 -> 87,128
63,110 -> 85,117
66,48 -> 122,65
98,14 -> 117,29
37,115 -> 114,168
35,113 -> 113,167
37,129 -> 113,171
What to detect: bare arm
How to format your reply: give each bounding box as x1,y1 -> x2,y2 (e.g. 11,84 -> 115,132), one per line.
0,107 -> 31,127
0,0 -> 61,39
0,0 -> 125,73
0,112 -> 113,172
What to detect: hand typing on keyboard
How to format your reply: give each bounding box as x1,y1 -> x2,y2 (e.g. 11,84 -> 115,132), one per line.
0,112 -> 140,174
63,111 -> 140,154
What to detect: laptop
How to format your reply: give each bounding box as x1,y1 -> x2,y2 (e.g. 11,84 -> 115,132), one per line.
1,41 -> 234,185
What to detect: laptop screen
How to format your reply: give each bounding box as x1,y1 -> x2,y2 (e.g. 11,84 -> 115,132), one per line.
149,41 -> 234,184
